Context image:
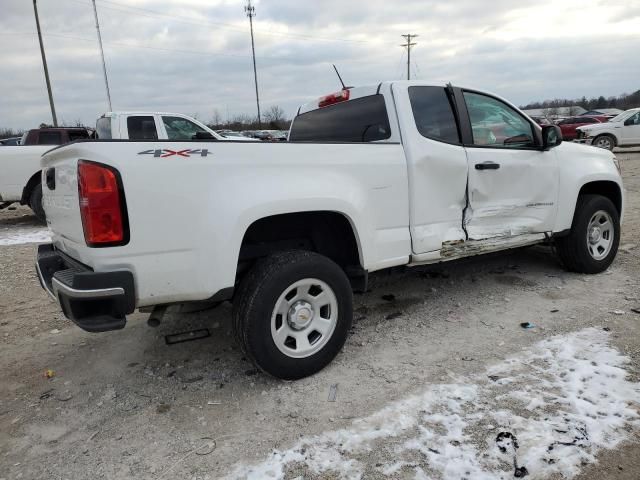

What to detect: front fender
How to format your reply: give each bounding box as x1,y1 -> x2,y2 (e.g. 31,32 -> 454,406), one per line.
553,142 -> 624,231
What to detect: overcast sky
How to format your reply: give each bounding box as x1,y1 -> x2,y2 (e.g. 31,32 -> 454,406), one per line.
1,0 -> 639,129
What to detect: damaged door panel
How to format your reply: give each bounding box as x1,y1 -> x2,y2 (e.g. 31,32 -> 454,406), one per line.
460,90 -> 559,240
463,148 -> 558,239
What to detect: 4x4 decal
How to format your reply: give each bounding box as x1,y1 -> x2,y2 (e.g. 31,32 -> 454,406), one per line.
138,149 -> 209,158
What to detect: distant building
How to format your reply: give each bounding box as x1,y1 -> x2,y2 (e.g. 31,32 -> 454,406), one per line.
580,108 -> 624,116
522,106 -> 586,121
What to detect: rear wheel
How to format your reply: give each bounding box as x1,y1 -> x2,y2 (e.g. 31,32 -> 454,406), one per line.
592,134 -> 615,151
232,250 -> 352,379
556,194 -> 620,273
29,183 -> 46,223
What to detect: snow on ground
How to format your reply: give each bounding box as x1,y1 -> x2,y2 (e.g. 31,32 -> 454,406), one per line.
0,226 -> 51,246
226,328 -> 640,480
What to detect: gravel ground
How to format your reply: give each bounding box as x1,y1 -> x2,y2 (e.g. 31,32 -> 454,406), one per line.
0,152 -> 639,479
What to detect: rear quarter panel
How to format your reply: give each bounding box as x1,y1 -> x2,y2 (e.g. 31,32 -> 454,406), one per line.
42,141 -> 410,307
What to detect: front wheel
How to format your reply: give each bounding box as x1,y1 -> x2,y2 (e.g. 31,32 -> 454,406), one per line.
232,250 -> 353,380
556,194 -> 620,273
592,134 -> 615,151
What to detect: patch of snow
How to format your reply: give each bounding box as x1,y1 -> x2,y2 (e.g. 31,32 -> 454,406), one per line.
0,227 -> 51,246
225,328 -> 640,480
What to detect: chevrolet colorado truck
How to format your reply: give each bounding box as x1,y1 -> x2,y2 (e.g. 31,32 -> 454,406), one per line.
575,107 -> 640,150
36,81 -> 624,379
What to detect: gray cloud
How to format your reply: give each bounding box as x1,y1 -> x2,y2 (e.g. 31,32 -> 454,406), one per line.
0,0 -> 638,130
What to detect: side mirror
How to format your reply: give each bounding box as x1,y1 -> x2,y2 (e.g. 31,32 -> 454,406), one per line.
541,125 -> 562,150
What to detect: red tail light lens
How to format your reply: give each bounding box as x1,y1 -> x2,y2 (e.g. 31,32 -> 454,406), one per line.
77,160 -> 129,247
318,89 -> 350,108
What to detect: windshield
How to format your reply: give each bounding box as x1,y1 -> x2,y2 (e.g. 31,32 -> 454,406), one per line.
609,111 -> 633,123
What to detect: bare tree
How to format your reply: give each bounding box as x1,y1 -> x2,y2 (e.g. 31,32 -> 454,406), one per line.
208,109 -> 223,129
263,105 -> 286,129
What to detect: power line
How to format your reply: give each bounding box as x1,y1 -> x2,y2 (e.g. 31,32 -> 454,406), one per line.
400,34 -> 418,80
65,0 -> 372,45
245,0 -> 261,127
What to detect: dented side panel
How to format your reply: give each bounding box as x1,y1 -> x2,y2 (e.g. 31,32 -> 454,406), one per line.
463,148 -> 559,240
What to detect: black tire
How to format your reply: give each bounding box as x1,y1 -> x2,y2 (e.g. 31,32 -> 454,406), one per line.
592,134 -> 615,151
556,194 -> 620,274
232,250 -> 353,380
29,183 -> 46,223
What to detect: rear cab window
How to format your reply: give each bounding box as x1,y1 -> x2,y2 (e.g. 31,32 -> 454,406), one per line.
68,130 -> 90,142
37,131 -> 62,145
289,94 -> 391,142
127,116 -> 158,140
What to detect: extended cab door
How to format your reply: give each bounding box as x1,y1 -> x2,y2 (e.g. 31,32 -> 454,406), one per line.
457,89 -> 558,240
392,83 -> 468,254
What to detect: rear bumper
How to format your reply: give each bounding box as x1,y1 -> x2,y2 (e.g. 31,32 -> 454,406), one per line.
36,244 -> 136,332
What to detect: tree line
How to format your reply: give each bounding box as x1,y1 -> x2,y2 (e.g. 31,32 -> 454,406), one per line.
1,105 -> 291,139
520,89 -> 640,112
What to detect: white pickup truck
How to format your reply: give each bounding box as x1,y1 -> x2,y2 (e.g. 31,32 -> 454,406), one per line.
575,107 -> 640,150
0,112 -> 224,221
37,81 -> 624,379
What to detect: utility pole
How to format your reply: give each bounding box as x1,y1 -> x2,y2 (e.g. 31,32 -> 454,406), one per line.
400,34 -> 418,80
33,0 -> 58,126
92,0 -> 112,111
245,0 -> 261,127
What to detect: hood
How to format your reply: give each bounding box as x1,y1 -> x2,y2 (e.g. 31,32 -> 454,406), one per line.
576,120 -> 619,133
554,138 -> 615,160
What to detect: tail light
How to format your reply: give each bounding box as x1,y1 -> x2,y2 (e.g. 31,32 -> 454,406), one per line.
318,89 -> 350,108
77,160 -> 129,247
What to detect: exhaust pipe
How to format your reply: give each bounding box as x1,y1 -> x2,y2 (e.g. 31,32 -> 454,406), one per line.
147,305 -> 167,327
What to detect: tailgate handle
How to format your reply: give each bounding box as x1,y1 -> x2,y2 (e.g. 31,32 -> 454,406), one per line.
46,168 -> 56,190
475,162 -> 500,171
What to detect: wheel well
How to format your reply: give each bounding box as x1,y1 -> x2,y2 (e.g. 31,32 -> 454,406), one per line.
238,211 -> 364,286
21,172 -> 41,205
593,133 -> 617,146
578,181 -> 622,214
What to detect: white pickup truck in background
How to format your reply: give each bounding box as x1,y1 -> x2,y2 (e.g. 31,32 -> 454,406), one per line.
1,112 -> 226,221
37,81 -> 624,379
95,111 -> 226,141
576,107 -> 640,150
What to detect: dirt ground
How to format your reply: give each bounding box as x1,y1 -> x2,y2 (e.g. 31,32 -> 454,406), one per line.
1,151 -> 639,480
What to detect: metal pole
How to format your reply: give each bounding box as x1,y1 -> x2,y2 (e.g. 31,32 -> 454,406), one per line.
401,34 -> 417,81
245,1 -> 261,127
92,0 -> 112,111
33,0 -> 57,126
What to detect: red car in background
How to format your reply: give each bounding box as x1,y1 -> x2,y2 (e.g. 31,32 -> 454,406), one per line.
557,116 -> 608,140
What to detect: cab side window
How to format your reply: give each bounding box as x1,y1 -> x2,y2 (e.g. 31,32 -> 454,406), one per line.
463,92 -> 535,148
625,112 -> 640,126
127,116 -> 158,140
408,86 -> 460,143
162,116 -> 207,140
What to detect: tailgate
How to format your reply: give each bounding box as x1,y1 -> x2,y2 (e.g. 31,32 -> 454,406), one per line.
41,145 -> 87,246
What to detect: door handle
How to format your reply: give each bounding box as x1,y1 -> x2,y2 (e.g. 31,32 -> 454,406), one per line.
475,161 -> 500,170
